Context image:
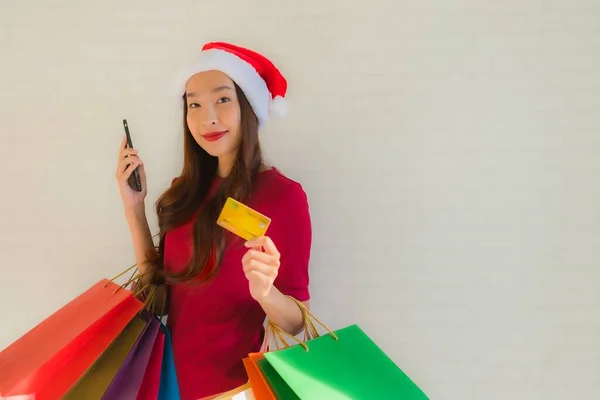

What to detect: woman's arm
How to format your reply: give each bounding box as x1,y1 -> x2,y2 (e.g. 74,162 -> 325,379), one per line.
124,206 -> 154,278
243,182 -> 313,335
125,205 -> 169,315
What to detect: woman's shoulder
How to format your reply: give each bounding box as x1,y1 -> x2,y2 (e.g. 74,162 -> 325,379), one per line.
254,168 -> 312,240
257,167 -> 307,201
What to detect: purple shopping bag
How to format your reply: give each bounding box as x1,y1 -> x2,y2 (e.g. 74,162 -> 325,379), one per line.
102,313 -> 161,399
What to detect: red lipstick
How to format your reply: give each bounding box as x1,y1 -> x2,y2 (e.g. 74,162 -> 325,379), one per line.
202,131 -> 227,142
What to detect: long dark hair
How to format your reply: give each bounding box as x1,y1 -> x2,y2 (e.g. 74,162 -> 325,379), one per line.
146,82 -> 263,284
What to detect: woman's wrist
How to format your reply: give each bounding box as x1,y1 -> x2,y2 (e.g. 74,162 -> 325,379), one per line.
256,286 -> 305,335
255,285 -> 281,307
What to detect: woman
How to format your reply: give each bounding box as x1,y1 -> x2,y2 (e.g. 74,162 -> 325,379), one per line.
115,42 -> 312,399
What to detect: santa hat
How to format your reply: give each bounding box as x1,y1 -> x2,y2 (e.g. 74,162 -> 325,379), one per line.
175,42 -> 288,129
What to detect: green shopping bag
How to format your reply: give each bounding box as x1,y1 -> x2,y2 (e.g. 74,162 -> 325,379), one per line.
258,298 -> 430,400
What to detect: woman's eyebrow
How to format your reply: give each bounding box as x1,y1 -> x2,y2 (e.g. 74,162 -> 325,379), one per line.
186,85 -> 233,97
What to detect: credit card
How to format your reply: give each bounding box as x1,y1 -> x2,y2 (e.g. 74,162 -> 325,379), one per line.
216,197 -> 271,240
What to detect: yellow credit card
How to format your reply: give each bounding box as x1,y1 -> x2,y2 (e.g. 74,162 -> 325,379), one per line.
216,197 -> 271,240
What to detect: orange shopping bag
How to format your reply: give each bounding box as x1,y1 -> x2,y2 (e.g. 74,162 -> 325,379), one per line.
243,353 -> 275,400
242,322 -> 278,400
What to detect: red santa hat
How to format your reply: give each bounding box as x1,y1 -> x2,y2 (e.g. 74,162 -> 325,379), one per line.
175,42 -> 288,129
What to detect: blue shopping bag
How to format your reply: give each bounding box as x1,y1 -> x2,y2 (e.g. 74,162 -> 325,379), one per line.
158,321 -> 181,400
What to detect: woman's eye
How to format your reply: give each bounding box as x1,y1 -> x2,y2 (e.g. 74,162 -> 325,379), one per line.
188,103 -> 200,108
217,97 -> 230,104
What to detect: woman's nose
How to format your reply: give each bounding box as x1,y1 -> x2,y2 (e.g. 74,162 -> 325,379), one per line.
202,107 -> 218,126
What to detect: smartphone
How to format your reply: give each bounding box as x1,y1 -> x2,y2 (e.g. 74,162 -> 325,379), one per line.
122,119 -> 142,192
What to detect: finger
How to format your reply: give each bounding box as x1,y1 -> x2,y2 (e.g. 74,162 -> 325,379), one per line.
119,136 -> 127,152
119,147 -> 138,160
242,249 -> 279,267
117,154 -> 141,175
243,259 -> 277,276
245,236 -> 279,257
117,157 -> 143,180
120,159 -> 141,182
116,159 -> 134,180
245,270 -> 272,286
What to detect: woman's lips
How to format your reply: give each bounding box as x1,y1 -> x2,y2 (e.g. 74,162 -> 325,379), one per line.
202,131 -> 228,142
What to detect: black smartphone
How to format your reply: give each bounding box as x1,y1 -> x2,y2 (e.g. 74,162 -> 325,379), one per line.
122,119 -> 142,192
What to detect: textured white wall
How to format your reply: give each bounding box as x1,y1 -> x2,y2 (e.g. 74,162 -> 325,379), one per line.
1,1 -> 599,398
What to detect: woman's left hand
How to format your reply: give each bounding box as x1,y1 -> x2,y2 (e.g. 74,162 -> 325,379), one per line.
242,236 -> 281,301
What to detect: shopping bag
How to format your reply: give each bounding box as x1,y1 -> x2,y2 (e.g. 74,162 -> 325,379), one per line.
258,297 -> 430,400
62,312 -> 151,399
0,277 -> 144,398
158,320 -> 181,400
62,272 -> 166,400
36,294 -> 144,400
256,357 -> 299,400
243,354 -> 277,400
243,312 -> 316,400
136,326 -> 166,400
208,382 -> 255,400
102,312 -> 161,399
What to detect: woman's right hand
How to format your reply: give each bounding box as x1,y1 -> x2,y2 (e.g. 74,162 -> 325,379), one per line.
116,136 -> 147,209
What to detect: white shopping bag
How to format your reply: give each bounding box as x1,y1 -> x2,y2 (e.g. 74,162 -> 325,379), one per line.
201,383 -> 255,400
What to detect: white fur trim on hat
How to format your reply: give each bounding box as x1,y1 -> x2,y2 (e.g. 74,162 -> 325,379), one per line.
175,49 -> 271,129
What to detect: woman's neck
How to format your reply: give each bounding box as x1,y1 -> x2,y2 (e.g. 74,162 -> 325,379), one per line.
217,154 -> 235,178
217,158 -> 272,178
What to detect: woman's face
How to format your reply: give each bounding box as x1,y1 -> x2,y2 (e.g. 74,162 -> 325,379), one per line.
185,70 -> 242,160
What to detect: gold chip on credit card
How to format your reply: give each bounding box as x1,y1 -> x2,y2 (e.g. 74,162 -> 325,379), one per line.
216,197 -> 271,240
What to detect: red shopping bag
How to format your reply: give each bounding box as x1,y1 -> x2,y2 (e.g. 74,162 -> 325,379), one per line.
0,278 -> 144,398
37,293 -> 144,400
136,327 -> 166,400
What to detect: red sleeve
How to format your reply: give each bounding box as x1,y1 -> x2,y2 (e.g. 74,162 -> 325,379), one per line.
269,183 -> 312,302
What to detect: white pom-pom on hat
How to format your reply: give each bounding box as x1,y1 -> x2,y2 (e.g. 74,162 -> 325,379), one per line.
269,95 -> 288,119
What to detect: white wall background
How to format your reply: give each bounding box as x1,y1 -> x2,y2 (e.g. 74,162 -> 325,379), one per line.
1,1 -> 599,398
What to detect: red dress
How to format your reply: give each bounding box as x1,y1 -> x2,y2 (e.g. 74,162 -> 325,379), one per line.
163,168 -> 312,399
